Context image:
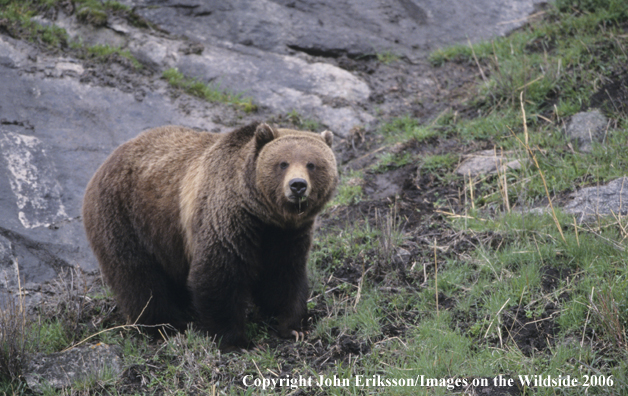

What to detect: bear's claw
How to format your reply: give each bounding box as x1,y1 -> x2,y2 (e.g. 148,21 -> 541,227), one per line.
290,329 -> 309,342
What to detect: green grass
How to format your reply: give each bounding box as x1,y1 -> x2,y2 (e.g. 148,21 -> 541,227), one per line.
0,0 -> 145,71
329,170 -> 364,206
73,0 -> 136,26
285,110 -> 322,131
86,44 -> 142,68
420,153 -> 458,174
439,210 -> 628,394
430,0 -> 628,117
377,51 -> 401,65
162,68 -> 257,112
380,116 -> 440,143
0,1 -> 68,47
309,219 -> 379,274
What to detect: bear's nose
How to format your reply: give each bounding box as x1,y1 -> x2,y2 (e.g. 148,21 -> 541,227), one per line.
289,178 -> 308,198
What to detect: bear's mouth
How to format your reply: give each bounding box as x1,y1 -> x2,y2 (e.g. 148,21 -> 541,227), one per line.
287,195 -> 309,214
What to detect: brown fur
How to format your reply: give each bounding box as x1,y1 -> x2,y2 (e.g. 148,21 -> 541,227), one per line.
82,122 -> 338,348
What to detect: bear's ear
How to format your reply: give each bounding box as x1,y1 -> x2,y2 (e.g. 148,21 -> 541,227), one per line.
255,123 -> 276,149
321,130 -> 333,148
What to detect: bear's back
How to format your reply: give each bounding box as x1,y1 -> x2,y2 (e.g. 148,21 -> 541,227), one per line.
83,126 -> 220,282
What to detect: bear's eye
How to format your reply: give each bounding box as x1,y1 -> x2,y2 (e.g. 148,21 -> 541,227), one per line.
306,162 -> 316,171
279,161 -> 289,170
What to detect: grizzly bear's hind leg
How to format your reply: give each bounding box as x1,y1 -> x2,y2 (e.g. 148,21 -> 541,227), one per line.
92,234 -> 193,331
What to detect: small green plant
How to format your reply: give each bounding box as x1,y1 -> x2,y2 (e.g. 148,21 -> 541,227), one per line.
71,364 -> 118,392
0,2 -> 69,47
36,319 -> 71,353
86,44 -> 142,68
330,170 -> 364,206
73,0 -> 132,26
420,153 -> 458,174
162,68 -> 257,112
245,322 -> 269,344
286,110 -> 321,131
76,5 -> 108,26
377,51 -> 400,64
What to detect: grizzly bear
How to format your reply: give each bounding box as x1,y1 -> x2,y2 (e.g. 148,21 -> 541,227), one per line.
82,122 -> 338,349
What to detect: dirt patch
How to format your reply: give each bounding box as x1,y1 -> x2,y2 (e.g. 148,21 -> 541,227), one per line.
357,58 -> 479,121
541,265 -> 572,293
502,303 -> 559,357
590,64 -> 628,118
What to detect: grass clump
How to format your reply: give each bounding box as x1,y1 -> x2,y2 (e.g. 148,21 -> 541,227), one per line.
74,0 -> 131,26
0,1 -> 68,48
329,170 -> 364,206
162,68 -> 257,112
420,153 -> 458,174
75,0 -> 108,26
86,44 -> 142,68
137,330 -> 222,394
309,220 -> 378,273
285,109 -> 322,131
380,115 -> 439,143
377,51 -> 400,65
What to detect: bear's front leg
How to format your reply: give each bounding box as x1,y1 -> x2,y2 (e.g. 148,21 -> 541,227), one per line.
253,231 -> 311,341
256,269 -> 308,341
188,258 -> 249,351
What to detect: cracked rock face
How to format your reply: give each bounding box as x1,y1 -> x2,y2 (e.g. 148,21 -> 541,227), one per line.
122,0 -> 546,60
0,0 -> 543,292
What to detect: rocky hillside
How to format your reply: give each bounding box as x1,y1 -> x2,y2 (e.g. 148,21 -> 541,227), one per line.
2,1 -> 628,395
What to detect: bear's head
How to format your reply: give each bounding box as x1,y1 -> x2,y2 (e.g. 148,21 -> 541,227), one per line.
254,123 -> 338,227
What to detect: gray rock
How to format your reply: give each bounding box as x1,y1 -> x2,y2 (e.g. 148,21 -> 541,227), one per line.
564,177 -> 628,222
565,109 -> 608,153
128,33 -> 181,70
122,0 -> 545,61
53,10 -> 127,49
173,42 -> 373,136
0,235 -> 17,288
456,150 -> 524,177
25,343 -> 123,393
116,0 -> 544,134
394,247 -> 412,266
0,37 -> 221,288
54,61 -> 84,75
